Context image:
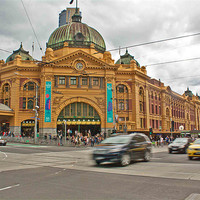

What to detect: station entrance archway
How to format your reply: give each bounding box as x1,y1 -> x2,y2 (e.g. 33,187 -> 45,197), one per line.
57,102 -> 101,136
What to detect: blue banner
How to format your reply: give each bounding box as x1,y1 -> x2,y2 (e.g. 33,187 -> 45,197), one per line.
45,81 -> 51,122
107,83 -> 113,123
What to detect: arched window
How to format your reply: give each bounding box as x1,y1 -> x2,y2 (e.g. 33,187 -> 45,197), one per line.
2,83 -> 10,106
117,84 -> 128,93
22,81 -> 38,110
116,84 -> 129,111
27,98 -> 34,109
24,82 -> 36,91
166,108 -> 169,117
139,87 -> 144,112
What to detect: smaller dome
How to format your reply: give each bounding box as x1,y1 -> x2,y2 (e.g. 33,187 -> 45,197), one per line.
6,43 -> 33,63
184,87 -> 193,97
116,49 -> 140,66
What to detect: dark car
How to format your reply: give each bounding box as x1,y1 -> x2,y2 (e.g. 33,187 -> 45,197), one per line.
0,136 -> 7,146
168,138 -> 192,154
92,133 -> 152,166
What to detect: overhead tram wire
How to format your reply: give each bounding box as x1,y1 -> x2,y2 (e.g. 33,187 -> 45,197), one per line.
20,0 -> 43,54
144,57 -> 200,67
106,32 -> 200,53
0,49 -> 12,53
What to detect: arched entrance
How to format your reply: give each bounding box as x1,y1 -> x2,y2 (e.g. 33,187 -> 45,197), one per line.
57,102 -> 101,136
21,119 -> 39,137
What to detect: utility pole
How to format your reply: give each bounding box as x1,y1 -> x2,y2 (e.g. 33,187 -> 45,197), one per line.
63,120 -> 66,144
34,84 -> 39,144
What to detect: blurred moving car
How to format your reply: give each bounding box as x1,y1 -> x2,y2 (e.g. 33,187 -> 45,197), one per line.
168,138 -> 192,154
92,133 -> 152,166
0,137 -> 7,146
187,139 -> 200,160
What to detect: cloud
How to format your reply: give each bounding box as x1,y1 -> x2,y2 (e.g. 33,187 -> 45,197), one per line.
1,0 -> 200,95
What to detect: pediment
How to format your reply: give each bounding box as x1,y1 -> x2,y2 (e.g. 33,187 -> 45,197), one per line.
51,50 -> 111,70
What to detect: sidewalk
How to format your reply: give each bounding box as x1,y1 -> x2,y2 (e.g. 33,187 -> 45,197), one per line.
152,145 -> 168,153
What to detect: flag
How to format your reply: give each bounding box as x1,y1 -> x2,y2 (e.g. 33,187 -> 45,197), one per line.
70,0 -> 74,4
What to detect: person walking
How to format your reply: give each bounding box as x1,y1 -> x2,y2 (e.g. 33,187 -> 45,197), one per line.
59,133 -> 63,146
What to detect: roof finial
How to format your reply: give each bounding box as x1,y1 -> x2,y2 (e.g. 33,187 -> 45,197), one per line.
20,42 -> 23,48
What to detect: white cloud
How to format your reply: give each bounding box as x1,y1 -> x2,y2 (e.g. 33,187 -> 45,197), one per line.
1,0 -> 200,95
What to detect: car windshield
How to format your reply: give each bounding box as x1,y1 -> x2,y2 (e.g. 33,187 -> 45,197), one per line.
173,138 -> 188,143
101,136 -> 130,144
194,139 -> 200,145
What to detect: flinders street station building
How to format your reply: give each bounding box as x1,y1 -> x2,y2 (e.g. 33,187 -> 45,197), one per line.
0,7 -> 200,138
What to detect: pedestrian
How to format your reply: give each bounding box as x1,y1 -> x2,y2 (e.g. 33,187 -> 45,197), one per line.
59,133 -> 63,146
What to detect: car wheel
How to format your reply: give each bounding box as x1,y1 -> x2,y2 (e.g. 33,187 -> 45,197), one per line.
95,160 -> 101,166
120,153 -> 131,166
184,148 -> 188,154
188,157 -> 193,160
169,149 -> 172,154
144,151 -> 151,162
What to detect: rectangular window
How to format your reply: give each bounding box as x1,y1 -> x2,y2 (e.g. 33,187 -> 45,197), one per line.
140,118 -> 143,128
70,77 -> 77,85
152,104 -> 154,114
89,105 -> 93,116
126,99 -> 129,110
65,106 -> 70,116
93,78 -> 99,86
23,97 -> 26,109
155,105 -> 158,114
119,99 -> 124,110
119,117 -> 125,121
28,83 -> 34,91
71,103 -> 75,116
82,77 -> 88,85
83,104 -> 87,116
77,103 -> 81,116
59,77 -> 65,85
152,119 -> 155,128
156,120 -> 158,128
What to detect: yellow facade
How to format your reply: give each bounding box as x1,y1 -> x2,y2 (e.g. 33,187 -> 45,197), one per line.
1,8 -> 200,137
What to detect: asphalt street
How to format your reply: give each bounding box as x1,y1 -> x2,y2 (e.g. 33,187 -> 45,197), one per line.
0,143 -> 200,200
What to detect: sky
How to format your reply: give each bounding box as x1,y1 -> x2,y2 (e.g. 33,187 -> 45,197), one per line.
1,0 -> 200,95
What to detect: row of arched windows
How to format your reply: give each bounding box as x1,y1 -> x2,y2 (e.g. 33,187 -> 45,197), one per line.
1,81 -> 38,109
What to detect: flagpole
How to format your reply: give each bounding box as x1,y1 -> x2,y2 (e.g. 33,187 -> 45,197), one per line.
76,0 -> 78,13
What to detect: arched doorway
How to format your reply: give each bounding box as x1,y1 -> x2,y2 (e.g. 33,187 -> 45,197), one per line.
57,102 -> 101,136
21,119 -> 39,137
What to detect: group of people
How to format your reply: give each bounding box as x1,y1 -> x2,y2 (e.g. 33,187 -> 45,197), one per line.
45,131 -> 106,147
150,135 -> 174,147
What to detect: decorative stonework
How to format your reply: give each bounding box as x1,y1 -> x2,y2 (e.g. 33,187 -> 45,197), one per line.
95,97 -> 105,107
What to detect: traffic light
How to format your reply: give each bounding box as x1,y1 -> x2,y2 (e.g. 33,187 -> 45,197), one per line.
149,128 -> 153,135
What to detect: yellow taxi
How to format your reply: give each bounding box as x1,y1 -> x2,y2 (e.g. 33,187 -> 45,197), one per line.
187,139 -> 200,160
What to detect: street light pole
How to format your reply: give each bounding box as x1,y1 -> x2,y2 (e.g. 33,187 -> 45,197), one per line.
14,72 -> 39,144
34,84 -> 39,144
63,120 -> 66,144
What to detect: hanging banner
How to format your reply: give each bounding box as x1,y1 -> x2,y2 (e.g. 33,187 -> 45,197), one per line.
107,83 -> 113,123
45,81 -> 51,122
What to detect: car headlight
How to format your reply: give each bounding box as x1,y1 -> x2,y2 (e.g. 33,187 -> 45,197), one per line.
179,145 -> 185,148
188,148 -> 193,150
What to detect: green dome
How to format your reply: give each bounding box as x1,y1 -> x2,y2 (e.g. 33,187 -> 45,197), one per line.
47,13 -> 106,53
116,50 -> 140,66
6,43 -> 33,63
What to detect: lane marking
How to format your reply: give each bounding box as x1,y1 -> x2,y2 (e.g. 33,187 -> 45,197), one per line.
0,151 -> 8,160
185,193 -> 200,200
0,184 -> 20,191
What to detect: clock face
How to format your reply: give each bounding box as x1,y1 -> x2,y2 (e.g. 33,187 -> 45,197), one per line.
76,62 -> 83,70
